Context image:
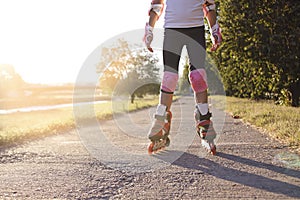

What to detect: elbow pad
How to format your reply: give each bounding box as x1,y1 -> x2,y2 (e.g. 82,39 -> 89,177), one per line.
148,2 -> 164,19
203,0 -> 216,17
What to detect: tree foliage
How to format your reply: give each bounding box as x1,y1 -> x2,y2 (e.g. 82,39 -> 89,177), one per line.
213,0 -> 300,106
178,56 -> 191,95
97,39 -> 160,103
0,65 -> 25,97
178,55 -> 224,95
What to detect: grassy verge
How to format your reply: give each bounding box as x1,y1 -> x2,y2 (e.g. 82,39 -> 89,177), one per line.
218,96 -> 300,152
0,96 -> 163,146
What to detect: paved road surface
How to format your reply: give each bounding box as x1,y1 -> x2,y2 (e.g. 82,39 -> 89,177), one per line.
0,96 -> 299,199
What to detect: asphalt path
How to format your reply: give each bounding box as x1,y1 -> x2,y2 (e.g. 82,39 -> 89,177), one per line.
0,96 -> 299,199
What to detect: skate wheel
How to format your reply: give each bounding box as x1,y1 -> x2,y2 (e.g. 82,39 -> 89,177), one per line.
210,146 -> 217,156
159,146 -> 165,152
148,143 -> 155,154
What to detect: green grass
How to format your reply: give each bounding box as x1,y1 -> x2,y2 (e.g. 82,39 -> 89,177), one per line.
2,94 -> 298,153
220,96 -> 300,152
0,97 -> 161,146
0,109 -> 75,146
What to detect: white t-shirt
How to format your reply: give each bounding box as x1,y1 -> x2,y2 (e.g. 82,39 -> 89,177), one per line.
164,0 -> 205,28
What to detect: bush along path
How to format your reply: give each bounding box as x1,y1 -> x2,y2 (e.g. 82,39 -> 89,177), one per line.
0,96 -> 299,199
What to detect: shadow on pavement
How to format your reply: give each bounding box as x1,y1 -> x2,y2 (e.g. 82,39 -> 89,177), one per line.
217,152 -> 300,179
161,151 -> 300,198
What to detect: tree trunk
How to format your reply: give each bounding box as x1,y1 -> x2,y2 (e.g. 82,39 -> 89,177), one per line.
290,81 -> 300,107
131,94 -> 135,104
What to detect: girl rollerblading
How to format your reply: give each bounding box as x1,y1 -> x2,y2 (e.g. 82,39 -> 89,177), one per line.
144,0 -> 222,155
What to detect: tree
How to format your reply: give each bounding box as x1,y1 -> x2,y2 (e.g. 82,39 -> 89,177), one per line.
178,56 -> 191,95
0,64 -> 25,97
213,0 -> 300,106
97,39 -> 161,103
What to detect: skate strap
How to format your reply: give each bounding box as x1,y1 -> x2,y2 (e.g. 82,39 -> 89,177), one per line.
196,107 -> 212,121
154,114 -> 166,121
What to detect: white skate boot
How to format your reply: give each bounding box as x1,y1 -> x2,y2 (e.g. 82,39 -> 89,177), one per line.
148,104 -> 172,154
194,106 -> 217,155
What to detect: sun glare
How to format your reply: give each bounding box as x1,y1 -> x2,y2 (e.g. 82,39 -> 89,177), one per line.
0,0 -> 151,84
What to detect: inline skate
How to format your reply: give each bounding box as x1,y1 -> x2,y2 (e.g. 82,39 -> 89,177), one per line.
194,107 -> 217,155
148,104 -> 172,154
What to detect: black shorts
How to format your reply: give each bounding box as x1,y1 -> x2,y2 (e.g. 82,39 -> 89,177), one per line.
163,26 -> 206,73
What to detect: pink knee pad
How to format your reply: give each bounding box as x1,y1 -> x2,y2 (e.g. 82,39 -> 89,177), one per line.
161,71 -> 178,93
189,69 -> 208,93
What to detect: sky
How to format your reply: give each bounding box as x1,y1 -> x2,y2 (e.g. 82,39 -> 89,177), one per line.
0,0 -> 165,84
